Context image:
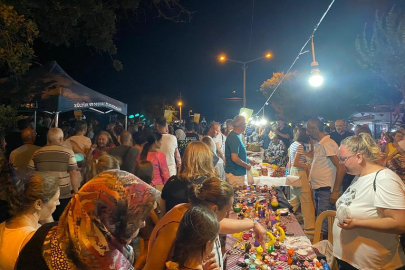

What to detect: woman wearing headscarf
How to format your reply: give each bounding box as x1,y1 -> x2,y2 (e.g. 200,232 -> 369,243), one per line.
16,170 -> 160,270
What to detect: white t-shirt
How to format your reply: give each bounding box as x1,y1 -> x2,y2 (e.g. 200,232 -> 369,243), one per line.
309,135 -> 338,189
333,169 -> 405,269
214,134 -> 226,164
158,134 -> 178,176
66,135 -> 92,151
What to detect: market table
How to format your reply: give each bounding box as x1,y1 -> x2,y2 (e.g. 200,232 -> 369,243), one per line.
224,186 -> 318,270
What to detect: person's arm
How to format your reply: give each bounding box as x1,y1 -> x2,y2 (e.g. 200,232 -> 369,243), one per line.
158,153 -> 171,184
329,155 -> 345,204
231,153 -> 251,170
143,223 -> 178,270
174,148 -> 181,169
69,170 -> 79,193
219,218 -> 267,248
385,149 -> 398,165
293,146 -> 311,169
159,199 -> 167,217
215,142 -> 225,162
275,129 -> 290,139
339,208 -> 405,234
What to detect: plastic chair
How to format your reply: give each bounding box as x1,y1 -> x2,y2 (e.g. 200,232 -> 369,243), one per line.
313,210 -> 336,245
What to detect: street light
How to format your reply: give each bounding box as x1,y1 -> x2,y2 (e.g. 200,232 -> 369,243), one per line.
309,35 -> 324,87
219,52 -> 272,108
178,101 -> 183,121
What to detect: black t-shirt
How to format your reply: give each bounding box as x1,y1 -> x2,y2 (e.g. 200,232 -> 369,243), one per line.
185,133 -> 199,141
329,131 -> 351,146
277,126 -> 292,147
161,175 -> 207,213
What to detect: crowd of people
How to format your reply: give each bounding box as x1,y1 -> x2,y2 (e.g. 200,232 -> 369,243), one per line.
0,114 -> 404,270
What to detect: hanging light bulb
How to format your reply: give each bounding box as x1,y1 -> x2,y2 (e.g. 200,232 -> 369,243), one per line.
309,35 -> 324,87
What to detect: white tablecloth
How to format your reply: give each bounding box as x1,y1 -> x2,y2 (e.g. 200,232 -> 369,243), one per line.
253,175 -> 299,186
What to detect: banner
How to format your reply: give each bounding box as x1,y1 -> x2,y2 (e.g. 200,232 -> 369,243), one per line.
164,110 -> 173,123
194,113 -> 200,123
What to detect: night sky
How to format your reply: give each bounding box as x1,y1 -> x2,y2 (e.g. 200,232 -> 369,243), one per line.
33,0 -> 405,121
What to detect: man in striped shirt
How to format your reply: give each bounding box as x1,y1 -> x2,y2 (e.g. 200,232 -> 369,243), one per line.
28,128 -> 78,221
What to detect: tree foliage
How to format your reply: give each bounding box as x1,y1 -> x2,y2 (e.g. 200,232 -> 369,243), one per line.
2,0 -> 191,72
355,6 -> 405,100
259,71 -> 308,121
0,4 -> 38,77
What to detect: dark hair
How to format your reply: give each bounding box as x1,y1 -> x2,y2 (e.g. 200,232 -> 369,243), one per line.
1,172 -> 59,216
323,126 -> 331,134
134,160 -> 154,184
307,118 -> 324,132
17,118 -> 30,131
185,122 -> 194,131
75,120 -> 87,132
140,132 -> 162,160
355,125 -> 372,136
188,177 -> 233,210
294,127 -> 310,143
114,125 -> 124,136
155,117 -> 167,127
132,131 -> 146,145
171,206 -> 219,267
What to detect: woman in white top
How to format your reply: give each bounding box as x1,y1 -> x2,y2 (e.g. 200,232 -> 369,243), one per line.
334,133 -> 405,269
0,172 -> 60,270
288,127 -> 315,233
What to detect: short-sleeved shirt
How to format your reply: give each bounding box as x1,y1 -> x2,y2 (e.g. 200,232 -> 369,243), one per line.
309,135 -> 339,189
329,131 -> 351,146
277,125 -> 292,147
333,169 -> 405,269
289,141 -> 306,166
225,131 -> 247,176
28,145 -> 78,199
109,145 -> 139,174
158,134 -> 178,176
65,135 -> 92,151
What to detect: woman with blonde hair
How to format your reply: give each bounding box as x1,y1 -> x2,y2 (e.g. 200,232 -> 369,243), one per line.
334,133 -> 405,269
85,155 -> 120,182
160,142 -> 217,214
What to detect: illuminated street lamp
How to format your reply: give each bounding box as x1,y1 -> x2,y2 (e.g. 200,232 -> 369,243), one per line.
309,35 -> 324,87
178,101 -> 183,121
219,52 -> 272,108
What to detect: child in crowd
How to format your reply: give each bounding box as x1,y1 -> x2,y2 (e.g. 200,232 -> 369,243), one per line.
165,206 -> 219,270
134,160 -> 160,270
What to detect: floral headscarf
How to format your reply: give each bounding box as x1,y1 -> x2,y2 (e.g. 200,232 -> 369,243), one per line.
43,170 -> 160,270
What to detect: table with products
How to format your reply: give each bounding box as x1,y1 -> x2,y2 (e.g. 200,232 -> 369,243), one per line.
224,184 -> 328,270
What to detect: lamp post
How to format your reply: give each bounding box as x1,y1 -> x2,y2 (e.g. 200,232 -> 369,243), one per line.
219,53 -> 272,108
178,101 -> 183,122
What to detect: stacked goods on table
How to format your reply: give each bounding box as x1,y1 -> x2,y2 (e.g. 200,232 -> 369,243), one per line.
228,185 -> 329,270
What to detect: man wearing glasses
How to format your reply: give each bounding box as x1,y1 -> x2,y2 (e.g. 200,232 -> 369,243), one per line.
306,118 -> 345,235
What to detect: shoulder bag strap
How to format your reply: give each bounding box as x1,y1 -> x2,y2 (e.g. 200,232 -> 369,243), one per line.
373,169 -> 384,191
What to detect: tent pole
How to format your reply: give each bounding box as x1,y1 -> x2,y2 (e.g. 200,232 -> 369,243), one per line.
55,112 -> 59,127
125,116 -> 128,130
34,110 -> 37,131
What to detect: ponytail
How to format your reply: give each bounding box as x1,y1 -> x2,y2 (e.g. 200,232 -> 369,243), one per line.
188,177 -> 233,210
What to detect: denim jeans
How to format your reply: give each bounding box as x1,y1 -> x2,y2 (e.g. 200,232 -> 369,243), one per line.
313,187 -> 335,233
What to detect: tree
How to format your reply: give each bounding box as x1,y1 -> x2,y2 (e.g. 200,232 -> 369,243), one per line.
259,71 -> 309,121
355,6 -> 405,100
2,0 -> 191,73
0,4 -> 38,77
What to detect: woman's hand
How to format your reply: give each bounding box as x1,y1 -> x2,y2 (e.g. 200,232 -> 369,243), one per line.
203,252 -> 219,270
337,218 -> 357,230
253,222 -> 267,248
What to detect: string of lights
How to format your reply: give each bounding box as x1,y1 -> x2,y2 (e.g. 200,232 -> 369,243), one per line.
253,0 -> 336,116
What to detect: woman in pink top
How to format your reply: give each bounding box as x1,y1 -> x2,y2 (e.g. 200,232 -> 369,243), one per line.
139,132 -> 170,188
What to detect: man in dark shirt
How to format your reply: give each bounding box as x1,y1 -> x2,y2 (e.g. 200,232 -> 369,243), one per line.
185,122 -> 199,141
275,118 -> 292,147
329,119 -> 354,192
329,120 -> 351,146
109,131 -> 139,174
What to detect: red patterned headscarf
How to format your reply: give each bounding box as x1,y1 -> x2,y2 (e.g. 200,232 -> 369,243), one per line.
43,170 -> 160,270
